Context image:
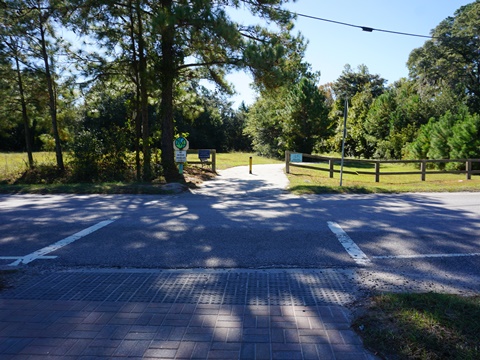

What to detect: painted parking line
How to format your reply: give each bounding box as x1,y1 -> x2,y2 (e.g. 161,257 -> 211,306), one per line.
8,217 -> 119,267
0,256 -> 57,260
373,253 -> 480,260
327,221 -> 371,266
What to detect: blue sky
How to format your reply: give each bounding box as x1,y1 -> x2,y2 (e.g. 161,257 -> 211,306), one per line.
227,0 -> 473,107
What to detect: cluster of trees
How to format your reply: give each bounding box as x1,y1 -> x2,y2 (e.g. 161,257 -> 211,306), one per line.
247,1 -> 480,167
1,0 -> 480,181
0,0 -> 302,181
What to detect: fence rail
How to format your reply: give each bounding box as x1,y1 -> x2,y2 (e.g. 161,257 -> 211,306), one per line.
285,151 -> 480,182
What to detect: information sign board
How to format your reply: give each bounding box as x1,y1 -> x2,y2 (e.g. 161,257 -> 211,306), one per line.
290,153 -> 303,163
175,150 -> 187,163
198,149 -> 211,161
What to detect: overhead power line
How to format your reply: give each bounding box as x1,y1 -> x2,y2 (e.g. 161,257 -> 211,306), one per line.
293,12 -> 434,39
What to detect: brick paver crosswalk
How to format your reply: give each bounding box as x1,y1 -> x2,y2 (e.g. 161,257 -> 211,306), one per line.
0,269 -> 378,359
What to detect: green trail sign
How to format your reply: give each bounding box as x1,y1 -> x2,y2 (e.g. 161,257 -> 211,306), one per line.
173,137 -> 189,151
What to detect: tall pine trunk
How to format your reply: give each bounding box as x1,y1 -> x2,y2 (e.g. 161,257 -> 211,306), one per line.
136,0 -> 151,181
159,0 -> 178,181
39,13 -> 64,171
13,49 -> 34,169
128,0 -> 142,181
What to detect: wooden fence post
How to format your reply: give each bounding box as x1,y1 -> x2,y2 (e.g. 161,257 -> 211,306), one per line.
375,162 -> 380,183
212,150 -> 216,173
466,159 -> 472,180
285,151 -> 290,174
329,159 -> 334,178
421,161 -> 426,181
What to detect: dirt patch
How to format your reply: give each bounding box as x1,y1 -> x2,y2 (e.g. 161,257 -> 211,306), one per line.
183,165 -> 217,187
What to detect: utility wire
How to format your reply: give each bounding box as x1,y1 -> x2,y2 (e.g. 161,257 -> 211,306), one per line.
293,11 -> 434,39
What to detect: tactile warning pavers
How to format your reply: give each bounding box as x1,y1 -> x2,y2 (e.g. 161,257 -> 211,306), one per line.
1,269 -> 356,306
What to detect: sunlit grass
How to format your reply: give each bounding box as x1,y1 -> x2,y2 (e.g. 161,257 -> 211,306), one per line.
287,162 -> 480,193
214,152 -> 283,170
354,293 -> 480,359
0,152 -> 57,182
3,152 -> 480,193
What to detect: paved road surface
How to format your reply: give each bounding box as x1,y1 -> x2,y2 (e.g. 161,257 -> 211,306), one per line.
1,163 -> 479,359
1,164 -> 479,294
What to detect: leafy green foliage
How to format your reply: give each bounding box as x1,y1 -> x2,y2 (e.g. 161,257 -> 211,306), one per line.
327,65 -> 386,158
69,130 -> 103,181
406,107 -> 480,169
244,89 -> 286,158
332,64 -> 386,100
361,79 -> 433,159
284,77 -> 329,154
407,1 -> 480,113
245,73 -> 329,158
70,127 -> 134,182
449,113 -> 480,161
175,92 -> 251,152
1,0 -> 480,182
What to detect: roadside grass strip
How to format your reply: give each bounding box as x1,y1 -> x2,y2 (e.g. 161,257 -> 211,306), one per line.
373,253 -> 480,259
8,217 -> 119,266
327,221 -> 371,265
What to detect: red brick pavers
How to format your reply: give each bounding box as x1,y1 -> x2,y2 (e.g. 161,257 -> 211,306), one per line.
0,298 -> 377,359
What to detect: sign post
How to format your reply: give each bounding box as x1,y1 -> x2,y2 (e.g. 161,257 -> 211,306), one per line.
173,137 -> 189,175
340,98 -> 348,186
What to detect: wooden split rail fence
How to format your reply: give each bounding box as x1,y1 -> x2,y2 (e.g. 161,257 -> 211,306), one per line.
285,151 -> 480,182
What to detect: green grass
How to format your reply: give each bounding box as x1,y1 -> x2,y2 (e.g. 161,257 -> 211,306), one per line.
0,151 -> 283,194
214,152 -> 283,170
354,293 -> 480,360
0,152 -> 57,182
2,152 -> 480,194
287,162 -> 480,194
0,182 -> 175,195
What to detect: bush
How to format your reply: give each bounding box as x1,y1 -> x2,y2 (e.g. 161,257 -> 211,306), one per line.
69,127 -> 136,182
69,130 -> 103,182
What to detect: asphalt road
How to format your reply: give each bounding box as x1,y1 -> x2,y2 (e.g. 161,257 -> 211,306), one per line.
1,164 -> 480,293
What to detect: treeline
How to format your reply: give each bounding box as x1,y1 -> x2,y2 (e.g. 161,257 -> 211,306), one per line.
246,1 -> 480,171
1,1 -> 479,182
0,0 -> 303,181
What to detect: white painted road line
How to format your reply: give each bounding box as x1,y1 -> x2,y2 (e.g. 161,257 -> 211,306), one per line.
0,256 -> 57,260
373,253 -> 480,259
327,221 -> 371,266
8,217 -> 119,266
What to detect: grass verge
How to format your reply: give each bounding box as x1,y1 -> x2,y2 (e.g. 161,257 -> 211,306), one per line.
0,269 -> 21,291
353,293 -> 480,359
213,152 -> 283,170
2,152 -> 480,194
287,163 -> 480,194
0,182 -> 174,195
0,152 -> 281,194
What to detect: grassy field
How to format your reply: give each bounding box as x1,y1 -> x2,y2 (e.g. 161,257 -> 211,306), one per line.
287,162 -> 480,194
0,152 -> 57,181
189,151 -> 283,170
2,152 -> 480,194
0,152 -> 284,193
0,152 -> 281,179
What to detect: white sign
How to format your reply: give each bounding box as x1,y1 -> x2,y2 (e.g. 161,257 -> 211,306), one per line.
175,150 -> 187,163
290,153 -> 303,163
